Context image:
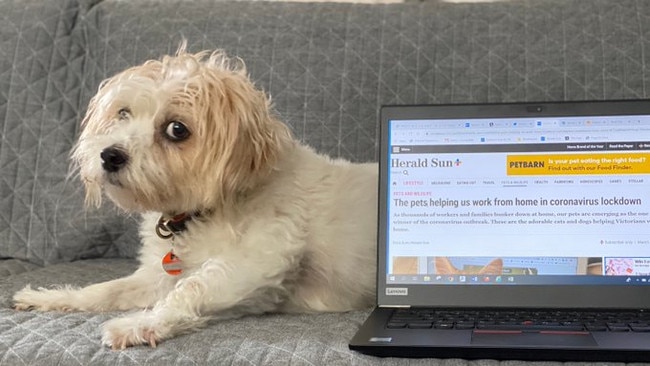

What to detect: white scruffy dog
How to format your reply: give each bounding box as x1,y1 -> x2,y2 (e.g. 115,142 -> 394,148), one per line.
13,47 -> 377,349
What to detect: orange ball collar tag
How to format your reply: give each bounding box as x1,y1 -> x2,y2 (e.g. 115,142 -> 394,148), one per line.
162,251 -> 183,276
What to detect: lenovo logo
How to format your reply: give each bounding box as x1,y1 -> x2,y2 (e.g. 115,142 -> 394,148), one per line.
385,287 -> 408,296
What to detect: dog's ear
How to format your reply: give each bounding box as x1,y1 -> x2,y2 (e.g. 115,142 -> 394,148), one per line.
217,78 -> 292,202
198,54 -> 292,206
71,85 -> 107,209
222,78 -> 290,173
72,71 -> 130,209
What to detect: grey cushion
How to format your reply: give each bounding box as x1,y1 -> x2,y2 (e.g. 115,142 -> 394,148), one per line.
0,259 -> 40,278
0,260 -> 412,365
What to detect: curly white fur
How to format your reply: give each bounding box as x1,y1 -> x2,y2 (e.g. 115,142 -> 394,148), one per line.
13,46 -> 377,349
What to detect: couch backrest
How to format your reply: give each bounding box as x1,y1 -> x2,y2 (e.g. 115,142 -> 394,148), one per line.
0,0 -> 140,265
2,0 -> 650,265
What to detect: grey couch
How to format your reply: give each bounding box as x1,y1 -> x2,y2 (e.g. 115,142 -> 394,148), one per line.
2,0 -> 649,364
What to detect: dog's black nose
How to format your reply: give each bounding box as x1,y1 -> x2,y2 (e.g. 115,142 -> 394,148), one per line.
100,146 -> 128,172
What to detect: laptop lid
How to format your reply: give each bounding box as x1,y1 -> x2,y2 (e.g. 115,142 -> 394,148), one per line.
378,100 -> 650,309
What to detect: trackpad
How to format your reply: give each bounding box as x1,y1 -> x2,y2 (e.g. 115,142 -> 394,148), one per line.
472,331 -> 597,347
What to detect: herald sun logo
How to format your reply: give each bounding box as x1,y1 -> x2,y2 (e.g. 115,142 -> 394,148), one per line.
391,157 -> 462,168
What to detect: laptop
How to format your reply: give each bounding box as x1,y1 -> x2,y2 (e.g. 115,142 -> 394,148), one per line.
349,100 -> 650,362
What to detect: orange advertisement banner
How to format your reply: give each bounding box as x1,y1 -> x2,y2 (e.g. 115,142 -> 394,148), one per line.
507,153 -> 650,175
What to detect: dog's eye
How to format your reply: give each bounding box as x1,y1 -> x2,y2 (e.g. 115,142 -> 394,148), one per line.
164,121 -> 191,141
118,108 -> 131,120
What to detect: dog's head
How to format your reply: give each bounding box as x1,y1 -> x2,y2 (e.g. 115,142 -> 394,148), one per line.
73,47 -> 292,214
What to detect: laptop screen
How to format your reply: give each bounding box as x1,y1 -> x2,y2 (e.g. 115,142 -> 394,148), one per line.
380,101 -> 650,302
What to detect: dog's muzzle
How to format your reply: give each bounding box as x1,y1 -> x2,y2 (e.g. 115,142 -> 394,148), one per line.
100,146 -> 129,173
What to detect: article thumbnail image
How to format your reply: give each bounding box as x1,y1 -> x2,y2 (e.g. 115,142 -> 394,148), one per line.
605,258 -> 650,276
391,256 -> 606,276
392,256 -> 420,274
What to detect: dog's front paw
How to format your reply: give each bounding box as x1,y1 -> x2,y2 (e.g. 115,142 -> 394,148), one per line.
13,285 -> 76,312
102,314 -> 165,350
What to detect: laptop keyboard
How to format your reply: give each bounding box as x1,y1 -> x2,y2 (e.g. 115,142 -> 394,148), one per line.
387,308 -> 650,332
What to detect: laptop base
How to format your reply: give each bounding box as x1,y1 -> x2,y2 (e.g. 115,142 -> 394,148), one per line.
349,307 -> 650,362
349,343 -> 650,363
